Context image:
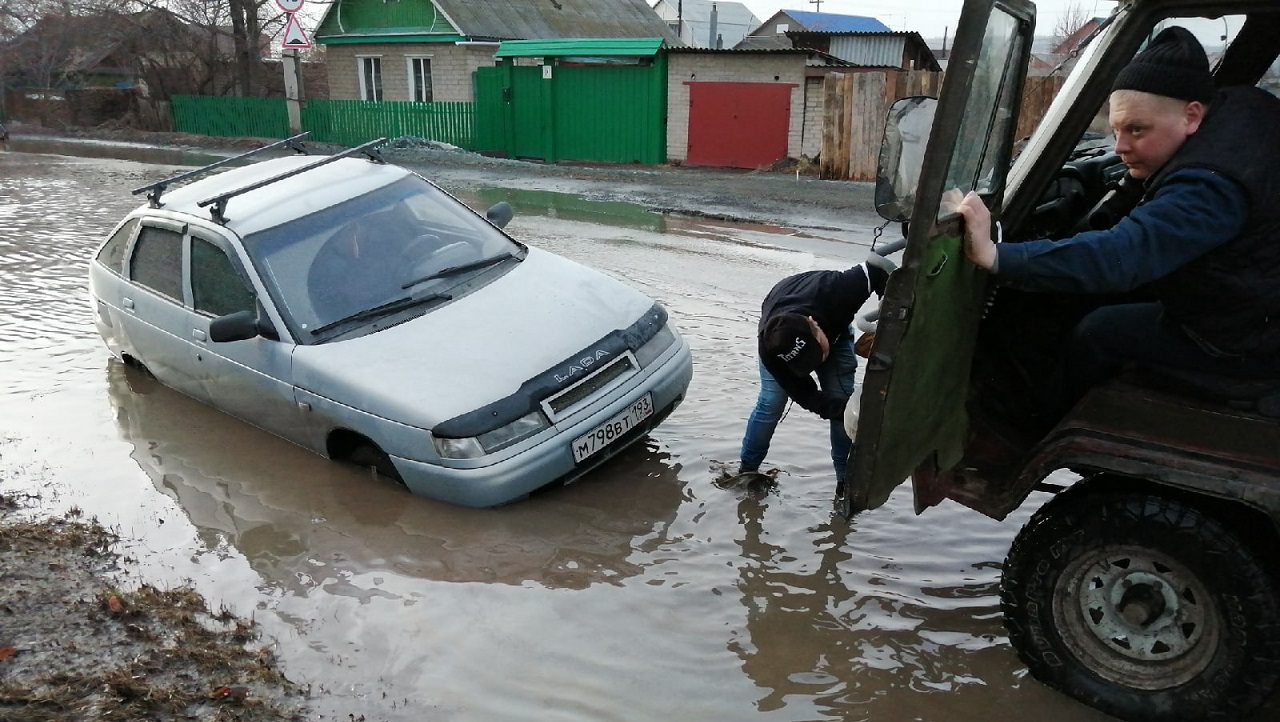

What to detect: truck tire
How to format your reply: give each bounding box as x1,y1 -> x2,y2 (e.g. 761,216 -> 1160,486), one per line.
1000,483 -> 1280,722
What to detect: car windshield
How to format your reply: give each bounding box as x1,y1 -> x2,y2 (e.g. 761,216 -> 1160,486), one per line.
243,174 -> 519,340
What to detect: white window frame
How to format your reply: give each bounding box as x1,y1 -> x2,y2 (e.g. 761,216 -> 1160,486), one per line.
357,55 -> 383,102
406,55 -> 434,103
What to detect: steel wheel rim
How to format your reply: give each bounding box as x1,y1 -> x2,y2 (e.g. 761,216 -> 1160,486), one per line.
1052,543 -> 1221,690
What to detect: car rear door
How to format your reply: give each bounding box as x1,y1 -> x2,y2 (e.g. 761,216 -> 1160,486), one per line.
847,0 -> 1037,514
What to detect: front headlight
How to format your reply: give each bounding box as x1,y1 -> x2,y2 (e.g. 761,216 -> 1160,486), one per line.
635,324 -> 677,367
433,410 -> 550,459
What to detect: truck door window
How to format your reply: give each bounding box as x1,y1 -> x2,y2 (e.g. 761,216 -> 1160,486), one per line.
945,8 -> 1026,202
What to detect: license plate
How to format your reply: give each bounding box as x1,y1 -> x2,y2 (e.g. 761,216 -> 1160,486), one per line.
571,394 -> 654,463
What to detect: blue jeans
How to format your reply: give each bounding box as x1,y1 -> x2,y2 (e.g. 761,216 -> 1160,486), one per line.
740,335 -> 858,478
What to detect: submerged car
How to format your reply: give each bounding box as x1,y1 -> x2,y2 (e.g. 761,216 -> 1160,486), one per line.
88,137 -> 693,507
846,1 -> 1280,720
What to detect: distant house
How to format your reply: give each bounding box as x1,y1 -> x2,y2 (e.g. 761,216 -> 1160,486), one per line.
0,9 -> 268,103
651,0 -> 760,49
737,10 -> 891,49
735,11 -> 936,72
1,9 -> 247,93
315,0 -> 678,103
1029,17 -> 1107,76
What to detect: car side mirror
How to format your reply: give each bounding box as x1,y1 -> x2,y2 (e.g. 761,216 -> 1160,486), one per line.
209,309 -> 275,343
485,201 -> 514,229
875,96 -> 937,223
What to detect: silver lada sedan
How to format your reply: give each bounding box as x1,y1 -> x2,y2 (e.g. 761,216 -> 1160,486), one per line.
88,137 -> 693,507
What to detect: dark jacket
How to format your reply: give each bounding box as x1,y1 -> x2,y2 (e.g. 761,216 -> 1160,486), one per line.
758,262 -> 888,418
1148,86 -> 1280,358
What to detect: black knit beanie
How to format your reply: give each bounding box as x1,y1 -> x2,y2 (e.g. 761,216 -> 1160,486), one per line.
762,313 -> 824,375
1111,26 -> 1214,103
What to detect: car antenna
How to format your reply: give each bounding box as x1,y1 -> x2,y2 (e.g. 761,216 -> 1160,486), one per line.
198,137 -> 389,225
131,132 -> 312,209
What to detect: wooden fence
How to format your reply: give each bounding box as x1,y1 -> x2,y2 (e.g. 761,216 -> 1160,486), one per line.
820,71 -> 1067,181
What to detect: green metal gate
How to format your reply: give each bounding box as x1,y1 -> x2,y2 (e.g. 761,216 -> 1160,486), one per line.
476,38 -> 667,165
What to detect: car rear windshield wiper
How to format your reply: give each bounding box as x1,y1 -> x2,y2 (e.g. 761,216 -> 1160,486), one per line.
401,252 -> 516,290
310,292 -> 452,336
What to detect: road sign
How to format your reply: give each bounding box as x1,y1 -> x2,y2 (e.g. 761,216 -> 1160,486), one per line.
276,0 -> 304,12
282,13 -> 311,49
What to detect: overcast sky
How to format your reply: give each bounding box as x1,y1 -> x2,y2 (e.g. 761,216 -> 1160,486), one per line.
737,0 -> 1120,39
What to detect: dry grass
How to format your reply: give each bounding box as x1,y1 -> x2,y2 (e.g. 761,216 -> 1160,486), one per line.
0,504 -> 305,722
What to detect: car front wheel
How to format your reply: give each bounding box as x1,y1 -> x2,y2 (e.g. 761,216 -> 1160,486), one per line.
1000,482 -> 1280,722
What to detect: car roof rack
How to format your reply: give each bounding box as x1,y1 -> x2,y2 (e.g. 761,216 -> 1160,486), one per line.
198,136 -> 388,225
131,132 -> 312,209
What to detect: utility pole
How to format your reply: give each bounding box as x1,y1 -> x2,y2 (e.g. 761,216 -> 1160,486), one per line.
810,0 -> 823,11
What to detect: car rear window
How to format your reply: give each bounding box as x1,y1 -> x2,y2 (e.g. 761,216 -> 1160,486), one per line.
96,218 -> 139,275
130,226 -> 183,301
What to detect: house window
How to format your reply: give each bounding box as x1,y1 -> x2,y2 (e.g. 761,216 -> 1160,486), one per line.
357,56 -> 383,101
776,23 -> 789,32
408,56 -> 433,102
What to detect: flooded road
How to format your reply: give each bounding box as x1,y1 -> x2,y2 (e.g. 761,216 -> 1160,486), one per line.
0,145 -> 1157,721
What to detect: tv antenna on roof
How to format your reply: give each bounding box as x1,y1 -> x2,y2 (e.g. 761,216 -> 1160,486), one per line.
810,0 -> 822,11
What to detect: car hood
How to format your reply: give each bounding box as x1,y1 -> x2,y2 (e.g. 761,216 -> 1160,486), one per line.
290,248 -> 655,429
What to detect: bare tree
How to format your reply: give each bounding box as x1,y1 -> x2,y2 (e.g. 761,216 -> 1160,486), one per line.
1052,0 -> 1092,46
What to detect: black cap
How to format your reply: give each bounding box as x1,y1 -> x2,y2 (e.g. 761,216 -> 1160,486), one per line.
1112,26 -> 1214,104
762,313 -> 823,375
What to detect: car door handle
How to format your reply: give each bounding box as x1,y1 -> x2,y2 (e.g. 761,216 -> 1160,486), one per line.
192,329 -> 207,342
123,297 -> 135,310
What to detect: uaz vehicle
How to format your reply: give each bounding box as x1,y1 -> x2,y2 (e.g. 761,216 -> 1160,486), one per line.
88,137 -> 693,507
846,1 -> 1280,720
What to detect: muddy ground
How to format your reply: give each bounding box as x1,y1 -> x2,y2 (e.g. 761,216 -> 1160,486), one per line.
1,124 -> 886,721
8,122 -> 882,230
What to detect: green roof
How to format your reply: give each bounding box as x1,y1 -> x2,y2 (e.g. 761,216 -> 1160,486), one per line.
495,37 -> 664,58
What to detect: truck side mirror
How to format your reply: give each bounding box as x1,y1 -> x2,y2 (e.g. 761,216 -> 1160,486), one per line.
875,96 -> 938,223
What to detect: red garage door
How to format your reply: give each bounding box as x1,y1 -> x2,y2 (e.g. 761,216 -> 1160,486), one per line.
685,82 -> 794,168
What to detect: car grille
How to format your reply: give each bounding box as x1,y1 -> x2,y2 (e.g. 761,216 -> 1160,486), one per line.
545,355 -> 636,417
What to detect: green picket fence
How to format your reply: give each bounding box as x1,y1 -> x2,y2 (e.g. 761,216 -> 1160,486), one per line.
303,99 -> 473,148
171,95 -> 290,139
170,95 -> 476,150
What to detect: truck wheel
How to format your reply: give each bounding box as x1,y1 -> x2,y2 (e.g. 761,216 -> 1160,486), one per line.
1000,484 -> 1280,722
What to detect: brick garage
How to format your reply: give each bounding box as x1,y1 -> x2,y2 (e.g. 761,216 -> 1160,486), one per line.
665,49 -> 856,168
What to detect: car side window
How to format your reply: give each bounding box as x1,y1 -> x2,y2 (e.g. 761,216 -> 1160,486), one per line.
96,218 -> 139,275
191,237 -> 255,317
130,226 -> 184,300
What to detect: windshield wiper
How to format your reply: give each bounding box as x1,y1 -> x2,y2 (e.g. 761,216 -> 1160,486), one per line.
401,252 -> 515,290
310,292 -> 452,336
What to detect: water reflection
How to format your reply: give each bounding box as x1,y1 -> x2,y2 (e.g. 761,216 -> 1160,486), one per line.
105,359 -> 685,593
7,135 -> 230,167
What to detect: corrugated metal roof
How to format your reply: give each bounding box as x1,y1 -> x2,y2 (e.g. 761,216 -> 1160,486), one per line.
780,11 -> 890,33
829,35 -> 904,66
436,0 -> 678,41
665,46 -> 854,66
316,0 -> 678,42
496,37 -> 664,57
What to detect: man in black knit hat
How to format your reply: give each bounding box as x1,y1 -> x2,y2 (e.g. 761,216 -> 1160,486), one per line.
736,257 -> 890,482
955,25 -> 1280,414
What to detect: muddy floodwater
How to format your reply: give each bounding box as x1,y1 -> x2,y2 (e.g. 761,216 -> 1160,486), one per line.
2,141 -> 1230,722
